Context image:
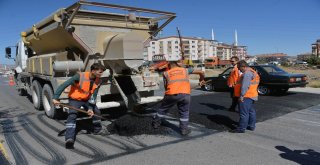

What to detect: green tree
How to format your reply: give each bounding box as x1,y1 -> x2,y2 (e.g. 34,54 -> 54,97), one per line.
306,56 -> 320,65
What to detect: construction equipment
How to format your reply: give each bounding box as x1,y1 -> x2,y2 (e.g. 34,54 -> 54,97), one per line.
57,103 -> 107,120
204,57 -> 231,69
5,1 -> 175,119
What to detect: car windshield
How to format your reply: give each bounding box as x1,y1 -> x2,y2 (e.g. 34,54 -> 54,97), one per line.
220,67 -> 232,76
261,66 -> 287,74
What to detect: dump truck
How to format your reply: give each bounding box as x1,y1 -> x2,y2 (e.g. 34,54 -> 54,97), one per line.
5,1 -> 176,119
204,57 -> 231,69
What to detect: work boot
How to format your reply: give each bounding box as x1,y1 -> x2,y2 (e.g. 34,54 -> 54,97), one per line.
246,127 -> 255,131
180,128 -> 191,136
152,120 -> 161,129
93,128 -> 111,136
230,129 -> 245,133
65,139 -> 74,149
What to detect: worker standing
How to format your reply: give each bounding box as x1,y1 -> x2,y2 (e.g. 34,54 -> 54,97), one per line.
231,60 -> 260,133
52,63 -> 109,148
152,61 -> 205,136
227,56 -> 240,112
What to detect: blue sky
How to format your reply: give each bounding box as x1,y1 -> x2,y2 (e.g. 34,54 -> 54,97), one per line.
1,0 -> 320,64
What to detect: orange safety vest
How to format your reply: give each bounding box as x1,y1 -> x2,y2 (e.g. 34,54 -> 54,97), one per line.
164,67 -> 190,95
68,72 -> 101,101
227,65 -> 240,87
234,68 -> 260,98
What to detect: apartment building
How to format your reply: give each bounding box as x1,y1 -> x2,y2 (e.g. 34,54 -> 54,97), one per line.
145,36 -> 247,62
146,36 -> 217,62
312,39 -> 320,58
232,45 -> 247,60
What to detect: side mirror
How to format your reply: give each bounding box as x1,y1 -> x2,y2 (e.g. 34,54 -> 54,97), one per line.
5,47 -> 11,58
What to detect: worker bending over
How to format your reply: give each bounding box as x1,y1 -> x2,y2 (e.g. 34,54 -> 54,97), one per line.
53,63 -> 108,149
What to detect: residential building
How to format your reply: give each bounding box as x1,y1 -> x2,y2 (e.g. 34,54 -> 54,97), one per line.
312,39 -> 320,58
146,36 -> 215,63
297,53 -> 313,61
216,43 -> 232,60
146,34 -> 247,62
255,53 -> 288,63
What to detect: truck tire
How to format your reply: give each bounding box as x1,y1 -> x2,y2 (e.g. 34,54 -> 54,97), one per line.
42,84 -> 58,119
32,80 -> 43,110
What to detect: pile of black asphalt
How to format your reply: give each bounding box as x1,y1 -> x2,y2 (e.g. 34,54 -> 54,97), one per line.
105,91 -> 320,136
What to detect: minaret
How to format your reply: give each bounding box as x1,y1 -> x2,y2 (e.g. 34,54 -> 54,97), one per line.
234,30 -> 238,46
211,29 -> 215,40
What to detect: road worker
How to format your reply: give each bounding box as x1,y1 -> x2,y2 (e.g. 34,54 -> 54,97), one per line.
227,56 -> 240,112
231,60 -> 260,133
52,63 -> 109,149
152,60 -> 206,136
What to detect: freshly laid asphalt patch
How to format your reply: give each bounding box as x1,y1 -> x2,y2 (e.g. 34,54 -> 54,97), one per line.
107,91 -> 320,136
107,114 -> 170,136
188,91 -> 320,131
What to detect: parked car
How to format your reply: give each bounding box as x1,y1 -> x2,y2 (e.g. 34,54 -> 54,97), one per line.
203,65 -> 308,95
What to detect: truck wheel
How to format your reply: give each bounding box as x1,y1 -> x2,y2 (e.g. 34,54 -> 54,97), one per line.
17,88 -> 27,96
42,84 -> 57,119
32,80 -> 43,110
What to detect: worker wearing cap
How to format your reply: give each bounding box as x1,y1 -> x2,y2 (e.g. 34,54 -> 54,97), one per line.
52,63 -> 108,148
227,56 -> 240,112
231,60 -> 260,133
152,61 -> 205,136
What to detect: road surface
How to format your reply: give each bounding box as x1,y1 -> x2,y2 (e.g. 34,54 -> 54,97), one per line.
0,76 -> 320,164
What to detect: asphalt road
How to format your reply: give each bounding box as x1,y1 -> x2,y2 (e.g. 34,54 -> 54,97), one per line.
1,76 -> 320,164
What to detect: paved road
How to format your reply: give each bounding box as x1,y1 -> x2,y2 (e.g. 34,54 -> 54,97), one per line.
1,77 -> 320,164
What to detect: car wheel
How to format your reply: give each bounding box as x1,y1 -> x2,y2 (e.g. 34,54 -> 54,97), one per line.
204,82 -> 213,91
258,86 -> 270,96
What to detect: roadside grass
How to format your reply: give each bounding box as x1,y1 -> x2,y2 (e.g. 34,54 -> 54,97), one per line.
280,66 -> 320,88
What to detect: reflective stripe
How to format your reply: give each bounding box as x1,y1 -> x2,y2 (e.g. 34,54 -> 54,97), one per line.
179,118 -> 189,122
66,123 -> 76,128
167,78 -> 189,84
92,120 -> 101,124
156,113 -> 165,118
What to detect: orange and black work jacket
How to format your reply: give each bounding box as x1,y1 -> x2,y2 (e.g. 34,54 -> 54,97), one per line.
163,67 -> 191,95
227,65 -> 240,87
234,68 -> 260,99
68,72 -> 101,101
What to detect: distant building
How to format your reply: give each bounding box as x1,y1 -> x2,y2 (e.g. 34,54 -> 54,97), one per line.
255,53 -> 288,63
297,53 -> 313,61
311,39 -> 320,58
232,45 -> 247,60
146,37 -> 247,62
146,36 -> 218,62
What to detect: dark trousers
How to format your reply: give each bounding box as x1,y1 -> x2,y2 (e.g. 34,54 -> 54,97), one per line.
237,98 -> 256,131
153,94 -> 190,129
229,88 -> 238,110
65,99 -> 102,141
